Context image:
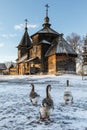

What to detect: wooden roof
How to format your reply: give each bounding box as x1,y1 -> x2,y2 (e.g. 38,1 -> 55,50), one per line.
39,40 -> 51,45
45,35 -> 77,57
17,54 -> 27,63
31,27 -> 59,38
0,63 -> 7,70
17,29 -> 32,48
8,63 -> 16,69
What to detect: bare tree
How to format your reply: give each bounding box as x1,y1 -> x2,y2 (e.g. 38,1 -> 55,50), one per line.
66,33 -> 85,75
66,32 -> 81,52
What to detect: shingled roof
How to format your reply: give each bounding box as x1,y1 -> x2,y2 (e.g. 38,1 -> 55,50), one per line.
31,26 -> 59,38
0,63 -> 7,70
39,39 -> 51,45
45,35 -> 77,57
17,30 -> 32,48
17,20 -> 32,48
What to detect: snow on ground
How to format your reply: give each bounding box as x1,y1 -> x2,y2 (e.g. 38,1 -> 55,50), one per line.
0,74 -> 87,130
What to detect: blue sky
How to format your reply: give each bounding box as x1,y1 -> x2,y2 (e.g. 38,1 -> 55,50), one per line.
0,0 -> 87,63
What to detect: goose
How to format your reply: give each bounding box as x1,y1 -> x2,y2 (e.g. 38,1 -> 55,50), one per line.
64,80 -> 73,105
39,85 -> 54,120
29,83 -> 40,105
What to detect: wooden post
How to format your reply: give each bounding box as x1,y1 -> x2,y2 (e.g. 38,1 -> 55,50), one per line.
82,64 -> 84,80
67,80 -> 69,87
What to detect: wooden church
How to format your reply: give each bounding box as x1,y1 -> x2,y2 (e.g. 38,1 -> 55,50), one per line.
16,5 -> 77,75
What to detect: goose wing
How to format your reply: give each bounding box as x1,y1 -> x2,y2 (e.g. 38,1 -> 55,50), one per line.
42,98 -> 54,109
30,91 -> 40,99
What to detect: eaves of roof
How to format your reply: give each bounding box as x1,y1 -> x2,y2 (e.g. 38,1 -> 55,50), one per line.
31,27 -> 59,38
0,63 -> 7,70
45,38 -> 77,57
16,55 -> 28,63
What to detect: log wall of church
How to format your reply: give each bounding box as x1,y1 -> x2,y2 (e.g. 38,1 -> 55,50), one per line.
48,55 -> 56,73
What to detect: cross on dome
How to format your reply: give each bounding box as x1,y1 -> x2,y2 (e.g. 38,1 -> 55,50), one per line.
45,4 -> 49,17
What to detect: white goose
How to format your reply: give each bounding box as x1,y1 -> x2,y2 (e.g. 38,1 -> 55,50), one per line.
29,83 -> 40,105
64,80 -> 73,105
39,85 -> 54,120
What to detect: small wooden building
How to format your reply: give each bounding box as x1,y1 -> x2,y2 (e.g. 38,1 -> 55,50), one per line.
16,5 -> 77,75
8,64 -> 17,75
0,63 -> 7,75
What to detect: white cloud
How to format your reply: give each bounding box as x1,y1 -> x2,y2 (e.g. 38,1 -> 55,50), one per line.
14,24 -> 24,31
1,34 -> 17,39
14,23 -> 38,31
0,43 -> 4,48
28,24 -> 37,29
9,34 -> 17,37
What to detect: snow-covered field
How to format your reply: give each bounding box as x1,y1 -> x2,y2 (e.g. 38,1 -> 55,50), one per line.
0,74 -> 87,130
